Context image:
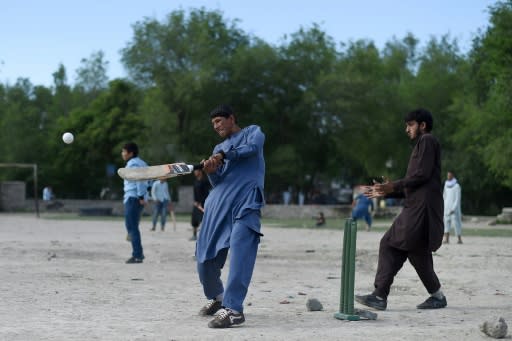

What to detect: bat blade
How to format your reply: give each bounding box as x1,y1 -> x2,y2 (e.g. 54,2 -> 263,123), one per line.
117,163 -> 202,181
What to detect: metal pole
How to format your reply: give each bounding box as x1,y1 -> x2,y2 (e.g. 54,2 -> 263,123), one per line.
33,164 -> 39,218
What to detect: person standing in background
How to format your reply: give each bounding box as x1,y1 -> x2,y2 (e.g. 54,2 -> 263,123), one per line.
352,188 -> 375,231
282,188 -> 291,205
298,190 -> 305,206
151,178 -> 171,232
443,171 -> 462,244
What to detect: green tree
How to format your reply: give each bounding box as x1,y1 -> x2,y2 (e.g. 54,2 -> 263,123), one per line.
320,39 -> 403,183
0,80 -> 54,194
261,25 -> 339,191
74,50 -> 110,103
51,64 -> 74,117
447,1 -> 512,213
121,8 -> 251,162
48,80 -> 144,198
0,79 -> 43,163
466,1 -> 512,187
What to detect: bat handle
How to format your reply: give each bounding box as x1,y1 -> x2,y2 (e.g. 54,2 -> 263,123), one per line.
192,163 -> 204,170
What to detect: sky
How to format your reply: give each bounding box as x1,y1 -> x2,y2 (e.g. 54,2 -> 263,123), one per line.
0,0 -> 496,87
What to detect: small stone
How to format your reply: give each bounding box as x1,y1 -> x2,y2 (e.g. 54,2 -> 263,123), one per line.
306,298 -> 323,311
480,317 -> 508,339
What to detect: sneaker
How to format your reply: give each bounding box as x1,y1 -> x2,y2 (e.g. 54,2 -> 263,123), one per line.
125,257 -> 143,264
208,308 -> 245,328
150,227 -> 156,231
198,299 -> 223,316
417,296 -> 447,309
189,236 -> 197,241
355,294 -> 387,311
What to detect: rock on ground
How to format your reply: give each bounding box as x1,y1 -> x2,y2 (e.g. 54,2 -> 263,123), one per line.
480,317 -> 508,339
306,298 -> 323,311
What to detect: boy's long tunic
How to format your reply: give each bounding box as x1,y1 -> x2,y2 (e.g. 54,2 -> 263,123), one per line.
196,125 -> 265,263
386,133 -> 444,252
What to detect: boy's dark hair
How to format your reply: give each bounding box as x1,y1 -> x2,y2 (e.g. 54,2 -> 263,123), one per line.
123,142 -> 139,156
404,108 -> 433,132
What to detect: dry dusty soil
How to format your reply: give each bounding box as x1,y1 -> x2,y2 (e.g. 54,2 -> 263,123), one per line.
0,213 -> 511,340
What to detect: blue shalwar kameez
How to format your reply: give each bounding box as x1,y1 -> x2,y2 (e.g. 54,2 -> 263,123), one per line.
196,125 -> 265,313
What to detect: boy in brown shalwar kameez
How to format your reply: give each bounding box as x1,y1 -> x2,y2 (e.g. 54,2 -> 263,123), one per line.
356,108 -> 447,311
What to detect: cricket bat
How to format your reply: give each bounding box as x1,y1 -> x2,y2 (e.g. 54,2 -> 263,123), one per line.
118,163 -> 204,181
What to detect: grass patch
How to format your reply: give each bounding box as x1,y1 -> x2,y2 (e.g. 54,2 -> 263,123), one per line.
370,225 -> 512,237
40,214 -> 512,238
262,217 -> 512,238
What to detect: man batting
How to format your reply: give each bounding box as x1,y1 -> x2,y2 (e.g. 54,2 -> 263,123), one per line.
195,104 -> 265,328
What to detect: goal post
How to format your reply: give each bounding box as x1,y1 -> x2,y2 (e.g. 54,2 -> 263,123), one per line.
0,163 -> 39,217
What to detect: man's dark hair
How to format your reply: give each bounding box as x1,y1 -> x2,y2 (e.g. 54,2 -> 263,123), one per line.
123,142 -> 139,156
404,108 -> 433,132
210,104 -> 234,119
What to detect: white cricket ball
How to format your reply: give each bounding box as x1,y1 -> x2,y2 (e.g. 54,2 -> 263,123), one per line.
62,132 -> 74,144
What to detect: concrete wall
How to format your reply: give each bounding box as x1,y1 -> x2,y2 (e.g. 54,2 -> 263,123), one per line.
23,200 -> 398,220
20,185 -> 196,216
24,199 -> 354,218
9,182 -> 402,219
261,204 -> 352,218
0,181 -> 26,211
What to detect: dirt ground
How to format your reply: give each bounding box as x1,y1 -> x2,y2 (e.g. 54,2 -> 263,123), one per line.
0,213 -> 510,341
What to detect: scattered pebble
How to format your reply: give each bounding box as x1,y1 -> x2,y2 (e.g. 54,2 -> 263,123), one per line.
480,317 -> 508,339
306,298 -> 323,311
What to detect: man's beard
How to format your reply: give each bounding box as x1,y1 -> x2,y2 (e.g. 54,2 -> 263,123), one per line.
409,127 -> 423,145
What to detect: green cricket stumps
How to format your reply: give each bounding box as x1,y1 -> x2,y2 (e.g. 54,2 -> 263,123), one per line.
334,219 -> 377,321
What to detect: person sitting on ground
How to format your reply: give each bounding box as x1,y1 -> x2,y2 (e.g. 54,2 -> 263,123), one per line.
315,212 -> 326,227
